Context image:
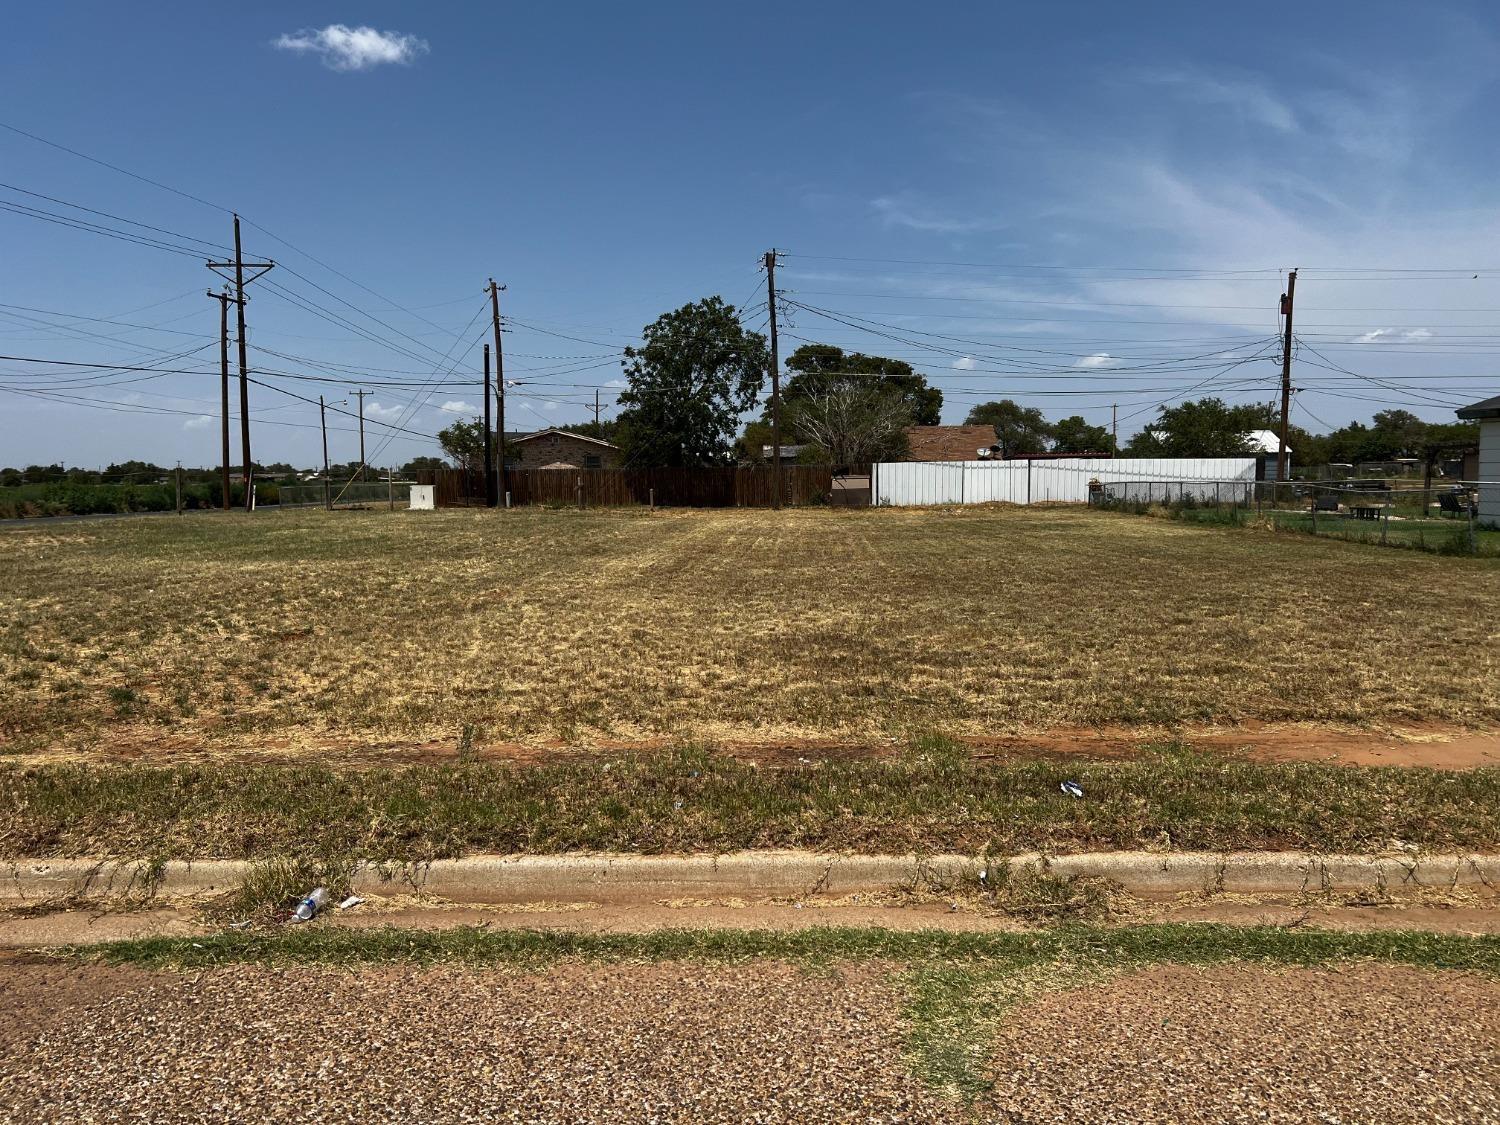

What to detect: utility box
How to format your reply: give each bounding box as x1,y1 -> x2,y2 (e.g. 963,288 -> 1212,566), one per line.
409,484 -> 435,511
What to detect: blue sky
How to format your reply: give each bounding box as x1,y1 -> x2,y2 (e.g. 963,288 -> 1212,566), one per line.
3,1 -> 1500,468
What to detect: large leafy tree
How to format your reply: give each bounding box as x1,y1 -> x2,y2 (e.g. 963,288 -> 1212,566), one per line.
1126,398 -> 1273,457
1050,415 -> 1112,454
780,344 -> 942,425
965,400 -> 1052,456
437,418 -> 492,472
615,297 -> 767,466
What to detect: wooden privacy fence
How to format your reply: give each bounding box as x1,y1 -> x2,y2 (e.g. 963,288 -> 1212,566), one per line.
420,465 -> 845,508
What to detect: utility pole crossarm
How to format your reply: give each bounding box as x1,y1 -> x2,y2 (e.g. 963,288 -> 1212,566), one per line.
206,215 -> 274,511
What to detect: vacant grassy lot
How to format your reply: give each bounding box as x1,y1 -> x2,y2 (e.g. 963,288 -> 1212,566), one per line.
2,506 -> 1497,757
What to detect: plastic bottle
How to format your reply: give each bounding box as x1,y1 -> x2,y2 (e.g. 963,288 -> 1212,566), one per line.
293,887 -> 328,923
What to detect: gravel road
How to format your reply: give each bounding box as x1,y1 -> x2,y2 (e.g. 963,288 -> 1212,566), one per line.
984,962 -> 1500,1123
2,957 -> 1496,1123
0,957 -> 960,1124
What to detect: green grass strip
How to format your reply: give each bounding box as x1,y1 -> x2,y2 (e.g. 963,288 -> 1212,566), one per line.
5,745 -> 1500,859
74,922 -> 1500,973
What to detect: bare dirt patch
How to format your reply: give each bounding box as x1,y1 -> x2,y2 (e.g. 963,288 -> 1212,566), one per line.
983,962 -> 1500,1122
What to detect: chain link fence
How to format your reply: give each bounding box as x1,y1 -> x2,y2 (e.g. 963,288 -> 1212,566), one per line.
1092,478 -> 1497,557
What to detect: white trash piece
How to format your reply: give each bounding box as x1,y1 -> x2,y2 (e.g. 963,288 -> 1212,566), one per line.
292,887 -> 329,923
338,895 -> 365,911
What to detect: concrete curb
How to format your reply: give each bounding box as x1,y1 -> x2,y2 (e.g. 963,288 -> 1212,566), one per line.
3,851 -> 1498,906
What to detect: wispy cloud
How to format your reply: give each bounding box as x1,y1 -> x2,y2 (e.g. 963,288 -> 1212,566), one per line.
365,401 -> 404,420
273,25 -> 429,71
438,400 -> 477,414
870,195 -> 1003,235
182,415 -> 212,430
1353,327 -> 1433,343
1141,69 -> 1299,132
952,356 -> 977,370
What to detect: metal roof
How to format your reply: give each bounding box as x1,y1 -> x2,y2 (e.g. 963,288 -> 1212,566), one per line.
1457,395 -> 1500,420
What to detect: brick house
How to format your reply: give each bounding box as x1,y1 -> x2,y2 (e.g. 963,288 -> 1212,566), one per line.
508,428 -> 620,470
903,425 -> 1000,461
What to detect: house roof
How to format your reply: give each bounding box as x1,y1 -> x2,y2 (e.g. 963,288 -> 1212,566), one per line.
1242,429 -> 1290,454
904,425 -> 998,461
511,428 -> 618,450
1457,395 -> 1500,420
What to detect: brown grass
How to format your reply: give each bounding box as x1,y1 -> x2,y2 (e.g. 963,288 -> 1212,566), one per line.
1,505 -> 1497,758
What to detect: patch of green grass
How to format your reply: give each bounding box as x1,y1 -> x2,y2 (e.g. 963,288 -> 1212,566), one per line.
4,748 -> 1498,859
72,920 -> 1500,973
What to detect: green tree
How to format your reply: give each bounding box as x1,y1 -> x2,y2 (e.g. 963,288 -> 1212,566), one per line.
780,344 -> 942,425
965,400 -> 1051,456
1050,415 -> 1112,454
615,297 -> 767,466
437,418 -> 494,473
1126,398 -> 1273,457
400,456 -> 448,476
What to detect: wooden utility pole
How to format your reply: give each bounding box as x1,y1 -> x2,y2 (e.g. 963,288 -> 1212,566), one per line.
207,287 -> 237,510
764,249 -> 783,509
207,215 -> 273,510
174,462 -> 183,515
319,395 -> 332,512
483,343 -> 496,508
355,389 -> 367,481
1277,269 -> 1298,482
593,387 -> 601,429
488,279 -> 507,496
1111,403 -> 1118,454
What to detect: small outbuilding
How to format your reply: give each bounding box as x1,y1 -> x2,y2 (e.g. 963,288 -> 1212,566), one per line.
1456,396 -> 1500,525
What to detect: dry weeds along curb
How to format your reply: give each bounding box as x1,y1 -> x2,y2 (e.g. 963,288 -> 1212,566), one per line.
4,850 -> 1499,907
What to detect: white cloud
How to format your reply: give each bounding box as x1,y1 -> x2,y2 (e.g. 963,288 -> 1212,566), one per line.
604,378 -> 627,388
543,401 -> 559,412
1141,69 -> 1299,132
438,400 -> 478,414
1352,327 -> 1433,343
870,195 -> 1005,234
364,401 -> 404,420
1076,353 -> 1118,368
952,356 -> 977,370
273,25 -> 429,71
182,415 -> 212,430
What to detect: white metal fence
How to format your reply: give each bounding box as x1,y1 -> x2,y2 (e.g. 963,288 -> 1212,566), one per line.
870,458 -> 1258,507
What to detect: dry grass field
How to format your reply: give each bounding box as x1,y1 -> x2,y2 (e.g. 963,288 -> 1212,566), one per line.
2,505 -> 1497,759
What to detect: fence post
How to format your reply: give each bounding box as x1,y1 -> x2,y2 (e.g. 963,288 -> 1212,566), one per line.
174,464 -> 183,515
649,488 -> 655,510
1468,501 -> 1478,554
1026,459 -> 1032,505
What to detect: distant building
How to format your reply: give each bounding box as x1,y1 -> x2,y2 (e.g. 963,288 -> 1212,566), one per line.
1243,429 -> 1292,481
1456,396 -> 1500,525
903,425 -> 1003,461
508,429 -> 620,470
